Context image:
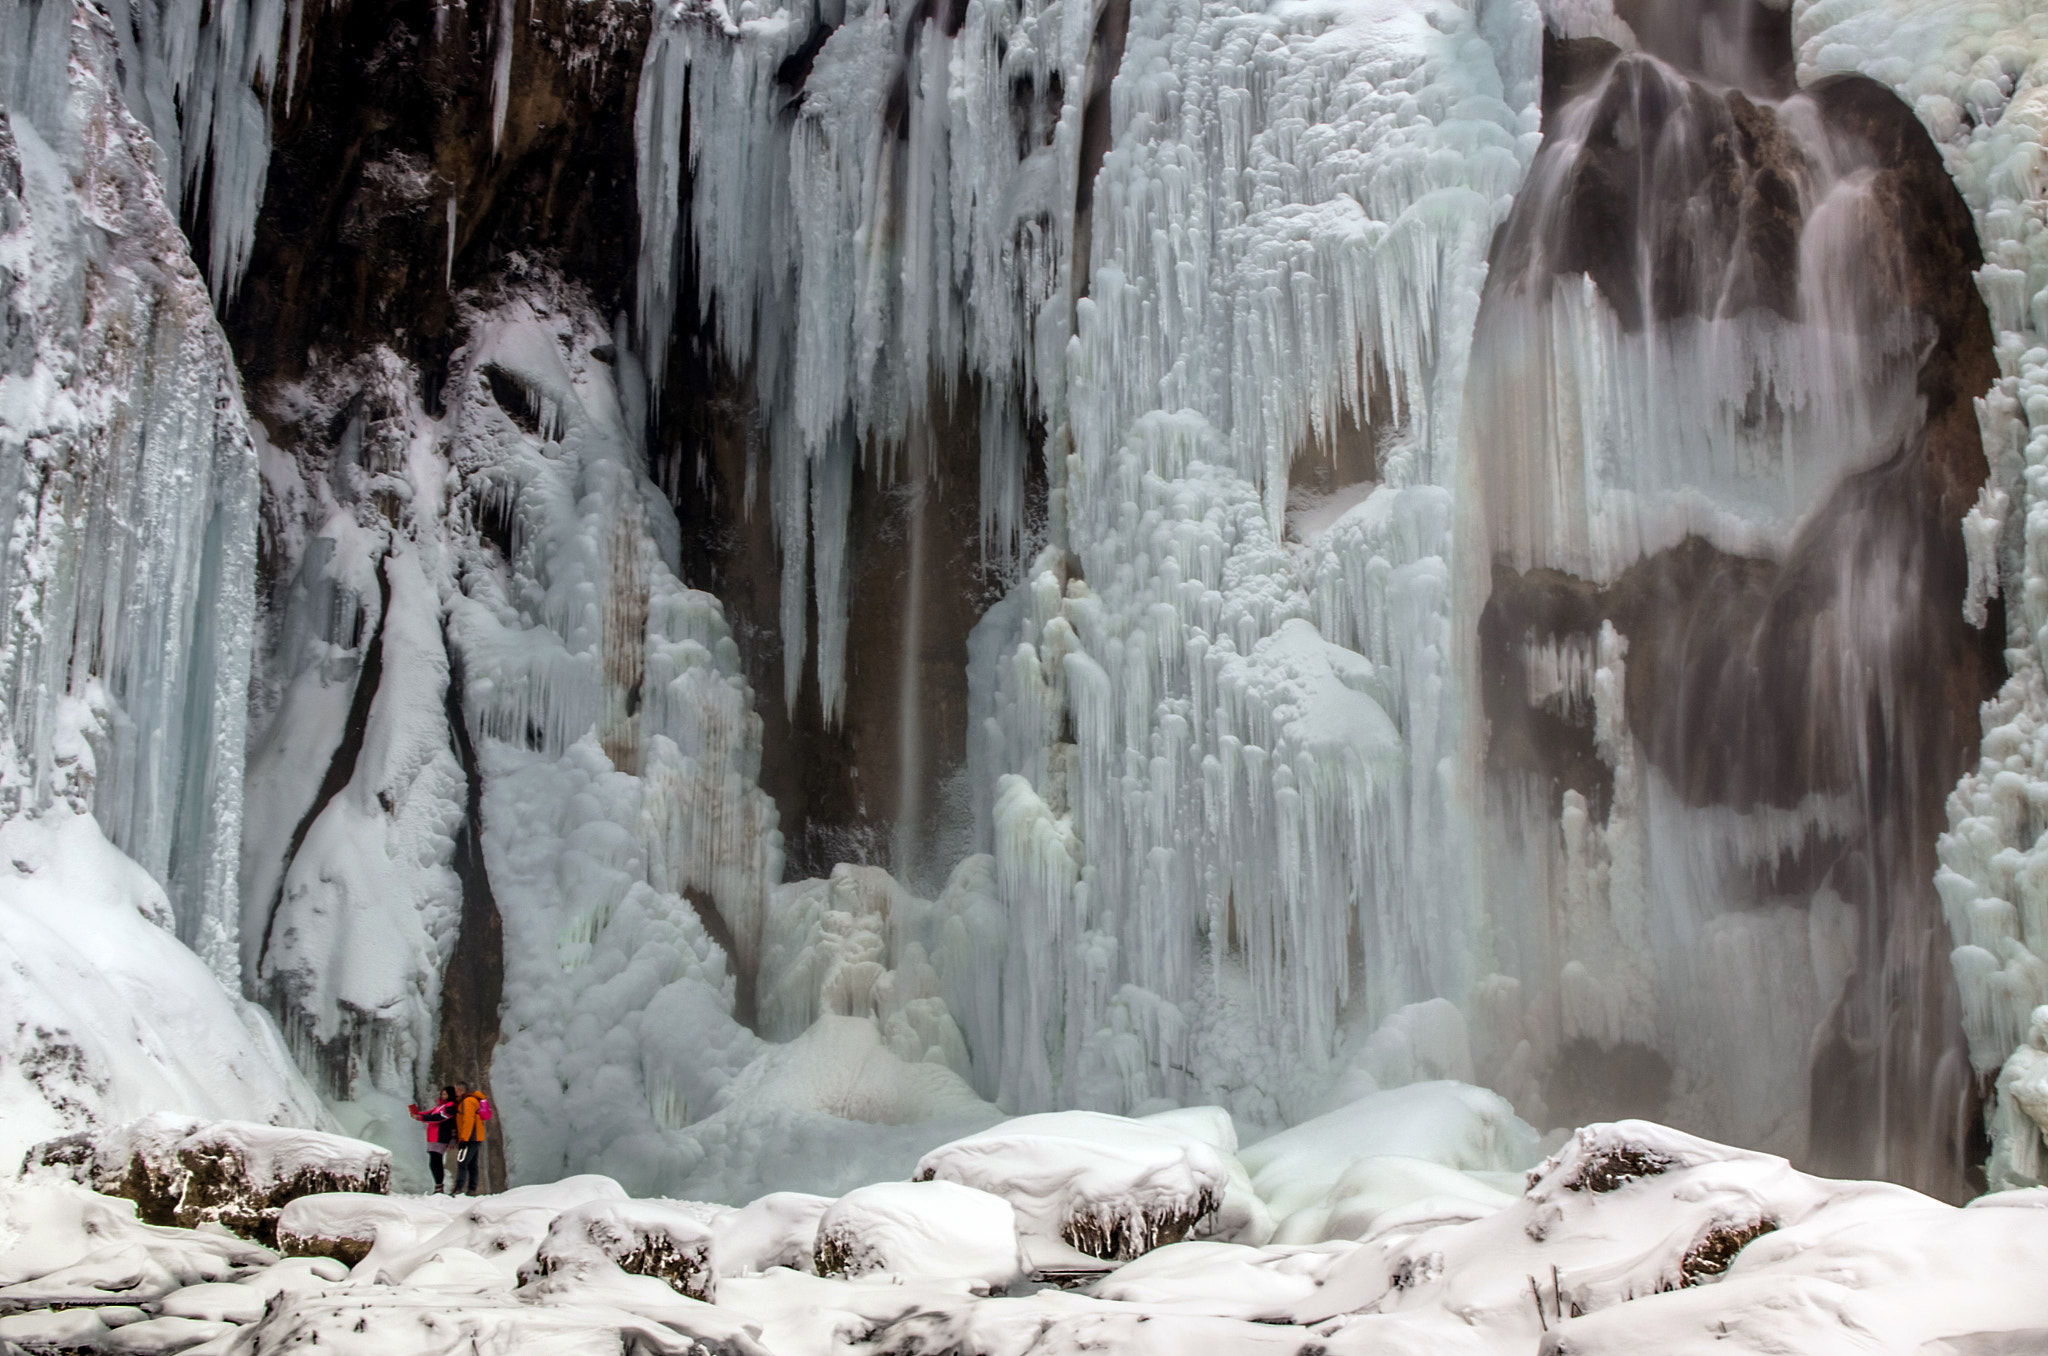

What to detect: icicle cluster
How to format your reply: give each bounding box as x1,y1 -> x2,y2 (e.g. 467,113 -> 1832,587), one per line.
0,0 -> 260,980
641,0 -> 1543,1122
637,0 -> 1093,717
3,0 -> 306,298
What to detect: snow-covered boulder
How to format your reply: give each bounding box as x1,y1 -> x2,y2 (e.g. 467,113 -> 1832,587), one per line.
813,1181 -> 1022,1290
275,1193 -> 463,1267
1530,1158 -> 2048,1353
1240,1081 -> 1538,1242
916,1110 -> 1231,1260
0,1306 -> 114,1348
157,1281 -> 269,1323
531,1199 -> 730,1300
710,1192 -> 832,1277
0,1180 -> 273,1311
28,1114 -> 391,1246
1294,1120 -> 1937,1330
101,1314 -> 235,1352
349,1177 -> 629,1288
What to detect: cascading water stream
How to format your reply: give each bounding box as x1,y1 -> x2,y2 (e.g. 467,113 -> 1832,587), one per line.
1465,0 -> 1999,1194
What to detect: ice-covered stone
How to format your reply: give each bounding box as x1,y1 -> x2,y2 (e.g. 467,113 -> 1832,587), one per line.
709,1192 -> 831,1278
532,1199 -> 729,1301
813,1181 -> 1022,1290
274,1193 -> 463,1268
916,1110 -> 1231,1260
28,1115 -> 390,1247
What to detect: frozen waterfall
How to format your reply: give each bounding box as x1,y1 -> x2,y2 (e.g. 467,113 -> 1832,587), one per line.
5,0 -> 2047,1212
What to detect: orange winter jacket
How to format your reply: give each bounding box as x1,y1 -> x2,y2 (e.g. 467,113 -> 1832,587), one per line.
456,1092 -> 491,1142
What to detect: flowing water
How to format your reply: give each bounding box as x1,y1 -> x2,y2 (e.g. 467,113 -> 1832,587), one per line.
1464,0 -> 1998,1193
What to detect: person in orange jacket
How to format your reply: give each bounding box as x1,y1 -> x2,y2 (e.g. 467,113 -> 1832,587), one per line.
407,1086 -> 456,1193
451,1080 -> 493,1195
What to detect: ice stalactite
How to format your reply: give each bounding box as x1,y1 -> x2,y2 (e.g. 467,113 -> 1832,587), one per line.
0,0 -> 261,982
962,0 -> 1540,1122
636,0 -> 1088,720
1793,0 -> 2048,1186
13,0 -> 306,297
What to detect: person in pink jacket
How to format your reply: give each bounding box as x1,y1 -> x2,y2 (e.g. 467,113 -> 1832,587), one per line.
408,1086 -> 456,1194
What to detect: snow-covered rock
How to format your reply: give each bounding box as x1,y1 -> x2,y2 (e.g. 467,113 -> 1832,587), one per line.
0,1306 -> 112,1347
916,1110 -> 1232,1260
709,1192 -> 831,1278
348,1177 -> 630,1288
4,1118 -> 2047,1354
1297,1119 -> 1938,1330
274,1193 -> 464,1268
0,1180 -> 274,1310
813,1181 -> 1022,1290
531,1198 -> 730,1301
1240,1082 -> 1539,1243
157,1282 -> 269,1324
101,1314 -> 235,1352
28,1114 -> 390,1246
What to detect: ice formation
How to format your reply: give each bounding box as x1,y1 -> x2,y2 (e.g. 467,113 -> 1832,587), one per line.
245,273 -> 788,1187
1792,0 -> 2048,1185
631,0 -> 2023,1192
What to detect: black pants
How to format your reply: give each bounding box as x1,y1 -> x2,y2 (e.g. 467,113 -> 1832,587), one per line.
453,1143 -> 481,1194
427,1150 -> 445,1190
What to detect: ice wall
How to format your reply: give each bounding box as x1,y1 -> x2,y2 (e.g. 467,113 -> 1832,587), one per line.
1791,0 -> 2048,1185
642,0 -> 1544,1128
0,0 -> 260,980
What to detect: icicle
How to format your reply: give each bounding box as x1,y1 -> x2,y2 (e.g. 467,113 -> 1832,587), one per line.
445,196 -> 457,288
490,0 -> 514,154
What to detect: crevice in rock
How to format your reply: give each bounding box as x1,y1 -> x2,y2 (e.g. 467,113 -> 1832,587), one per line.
257,553 -> 391,988
1068,0 -> 1131,314
684,885 -> 757,1031
433,624 -> 507,1195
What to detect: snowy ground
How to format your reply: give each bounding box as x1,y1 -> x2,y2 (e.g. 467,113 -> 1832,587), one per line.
2,1109 -> 2046,1356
